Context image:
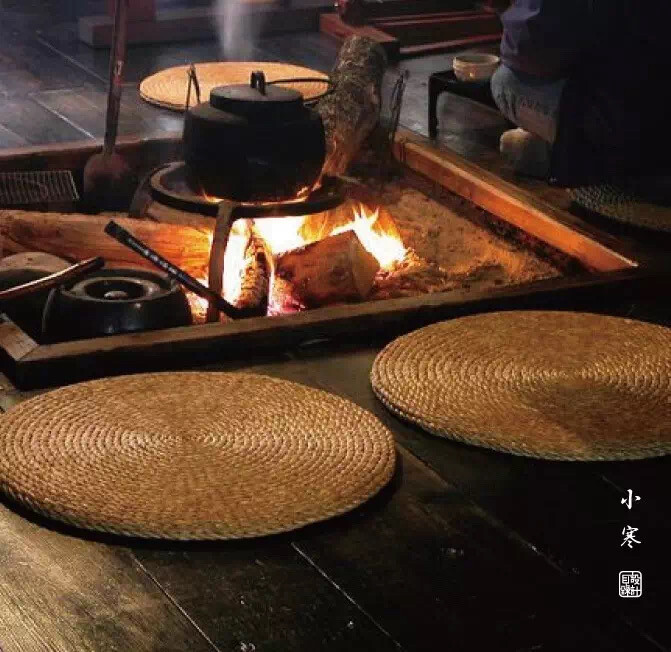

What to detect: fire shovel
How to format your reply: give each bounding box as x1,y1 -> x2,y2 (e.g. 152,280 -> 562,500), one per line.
82,0 -> 134,212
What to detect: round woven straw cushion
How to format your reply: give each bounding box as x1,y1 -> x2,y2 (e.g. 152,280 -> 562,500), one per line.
140,62 -> 329,112
0,372 -> 395,539
371,311 -> 671,461
568,184 -> 671,232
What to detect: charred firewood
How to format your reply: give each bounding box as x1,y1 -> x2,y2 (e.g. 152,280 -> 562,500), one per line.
228,220 -> 270,315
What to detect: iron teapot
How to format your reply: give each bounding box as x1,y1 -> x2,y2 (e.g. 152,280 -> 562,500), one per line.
183,71 -> 326,203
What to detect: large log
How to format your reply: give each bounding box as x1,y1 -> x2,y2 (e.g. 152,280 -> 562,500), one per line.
269,230 -> 380,314
316,35 -> 387,177
0,210 -> 211,278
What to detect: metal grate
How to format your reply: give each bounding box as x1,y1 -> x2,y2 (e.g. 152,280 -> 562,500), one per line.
0,170 -> 79,207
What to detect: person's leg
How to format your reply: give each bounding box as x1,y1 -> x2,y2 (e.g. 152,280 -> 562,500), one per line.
490,65 -> 566,177
490,64 -> 565,143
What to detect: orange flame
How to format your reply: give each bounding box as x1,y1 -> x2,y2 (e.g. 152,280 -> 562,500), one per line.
331,204 -> 406,270
250,203 -> 405,269
198,202 -> 405,318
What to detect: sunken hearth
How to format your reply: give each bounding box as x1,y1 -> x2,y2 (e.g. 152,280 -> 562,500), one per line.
0,158 -> 580,348
136,160 -> 573,325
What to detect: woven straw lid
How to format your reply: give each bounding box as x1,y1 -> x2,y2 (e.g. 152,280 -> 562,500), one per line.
140,62 -> 329,112
371,311 -> 671,461
0,372 -> 395,539
568,184 -> 671,232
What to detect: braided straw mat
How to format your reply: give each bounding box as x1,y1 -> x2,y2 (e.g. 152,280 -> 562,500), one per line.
371,311 -> 671,461
140,62 -> 329,112
568,185 -> 671,232
0,372 -> 396,539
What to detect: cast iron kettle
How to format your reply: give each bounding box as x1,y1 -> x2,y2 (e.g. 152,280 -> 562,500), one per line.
183,71 -> 326,202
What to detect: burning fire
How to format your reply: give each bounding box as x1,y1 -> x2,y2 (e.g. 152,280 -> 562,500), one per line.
189,202 -> 406,321
189,220 -> 259,314
251,203 -> 405,269
251,215 -> 307,257
331,204 -> 406,270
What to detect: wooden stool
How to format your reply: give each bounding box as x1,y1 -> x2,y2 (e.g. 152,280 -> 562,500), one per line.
428,68 -> 512,138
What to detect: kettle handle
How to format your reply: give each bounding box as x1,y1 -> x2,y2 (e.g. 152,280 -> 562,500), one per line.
250,71 -> 267,95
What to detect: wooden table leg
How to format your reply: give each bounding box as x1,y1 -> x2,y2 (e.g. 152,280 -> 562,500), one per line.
428,74 -> 443,138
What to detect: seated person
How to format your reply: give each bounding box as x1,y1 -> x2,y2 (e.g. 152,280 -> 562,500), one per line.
489,0 -> 671,194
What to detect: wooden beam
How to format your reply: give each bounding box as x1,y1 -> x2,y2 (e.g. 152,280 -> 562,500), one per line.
322,8 -> 500,61
400,33 -> 501,57
392,131 -> 638,272
0,211 -> 211,278
9,267 -> 656,389
320,13 -> 400,60
371,10 -> 492,23
373,11 -> 499,29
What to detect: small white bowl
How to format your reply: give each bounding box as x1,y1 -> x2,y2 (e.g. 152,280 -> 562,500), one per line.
453,53 -> 500,82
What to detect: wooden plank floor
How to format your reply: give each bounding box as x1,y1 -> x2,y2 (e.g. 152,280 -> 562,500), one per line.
0,5 -> 670,651
1,327 -> 669,651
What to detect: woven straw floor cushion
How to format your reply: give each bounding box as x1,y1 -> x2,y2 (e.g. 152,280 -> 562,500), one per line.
140,62 -> 329,112
371,311 -> 671,461
568,184 -> 671,232
0,372 -> 396,539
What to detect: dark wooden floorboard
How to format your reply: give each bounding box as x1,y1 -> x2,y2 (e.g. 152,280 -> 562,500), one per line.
31,85 -> 183,140
0,124 -> 28,149
2,354 -> 664,651
0,31 -> 95,90
37,26 -> 268,84
0,503 -> 216,652
284,343 -> 671,651
0,98 -> 91,145
256,32 -> 341,72
131,542 -> 399,652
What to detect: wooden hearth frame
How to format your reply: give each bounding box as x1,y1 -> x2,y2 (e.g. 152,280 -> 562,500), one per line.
320,8 -> 502,60
0,130 -> 659,389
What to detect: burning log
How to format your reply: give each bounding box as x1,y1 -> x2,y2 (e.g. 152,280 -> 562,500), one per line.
316,35 -> 387,176
269,230 -> 380,313
0,210 -> 211,278
226,221 -> 270,313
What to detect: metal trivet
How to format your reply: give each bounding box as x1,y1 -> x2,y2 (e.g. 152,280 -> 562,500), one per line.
0,170 -> 79,208
148,161 -> 345,218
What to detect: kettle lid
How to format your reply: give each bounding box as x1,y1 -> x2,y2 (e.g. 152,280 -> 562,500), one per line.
210,71 -> 304,116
